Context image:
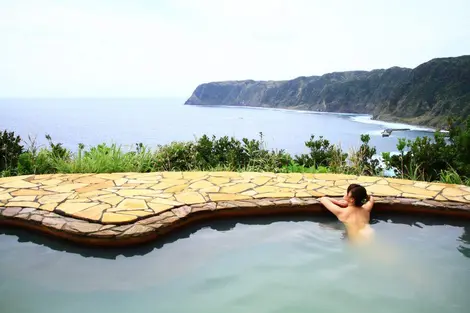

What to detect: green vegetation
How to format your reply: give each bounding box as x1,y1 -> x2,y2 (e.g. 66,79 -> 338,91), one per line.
1,116 -> 470,186
185,55 -> 470,128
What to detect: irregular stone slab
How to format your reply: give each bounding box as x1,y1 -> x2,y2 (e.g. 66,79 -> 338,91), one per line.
40,203 -> 58,212
366,184 -> 401,197
188,180 -> 215,189
56,202 -> 99,214
442,187 -> 468,197
38,193 -> 72,204
2,207 -> 23,217
10,195 -> 36,201
72,204 -> 110,220
45,183 -> 88,193
147,203 -> 173,214
0,180 -> 38,188
150,198 -> 183,206
175,192 -> 206,204
208,193 -> 252,202
390,184 -> 438,197
0,193 -> 13,201
6,201 -> 40,208
165,184 -> 189,193
220,183 -> 256,193
252,176 -> 273,186
102,213 -> 138,224
208,177 -> 230,185
11,189 -> 52,196
116,199 -> 148,210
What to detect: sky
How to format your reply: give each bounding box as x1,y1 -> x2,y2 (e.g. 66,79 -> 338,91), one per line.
0,0 -> 469,98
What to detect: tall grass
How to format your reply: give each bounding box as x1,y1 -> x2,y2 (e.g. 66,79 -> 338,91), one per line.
2,128 -> 470,187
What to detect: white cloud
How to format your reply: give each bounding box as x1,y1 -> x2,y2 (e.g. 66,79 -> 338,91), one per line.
0,0 -> 469,97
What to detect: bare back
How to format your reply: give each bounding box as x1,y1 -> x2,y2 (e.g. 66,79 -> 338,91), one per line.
339,207 -> 373,243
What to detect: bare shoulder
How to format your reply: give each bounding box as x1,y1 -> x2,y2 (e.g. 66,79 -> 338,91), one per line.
362,195 -> 375,212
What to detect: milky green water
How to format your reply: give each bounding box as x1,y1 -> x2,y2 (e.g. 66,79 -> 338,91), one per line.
0,215 -> 469,313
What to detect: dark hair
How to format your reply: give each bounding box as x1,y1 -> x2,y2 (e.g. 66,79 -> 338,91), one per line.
347,184 -> 370,207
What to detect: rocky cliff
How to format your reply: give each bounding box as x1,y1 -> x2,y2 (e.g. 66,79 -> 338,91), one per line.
185,55 -> 470,127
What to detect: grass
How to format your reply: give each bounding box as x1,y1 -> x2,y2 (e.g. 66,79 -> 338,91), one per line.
1,131 -> 470,187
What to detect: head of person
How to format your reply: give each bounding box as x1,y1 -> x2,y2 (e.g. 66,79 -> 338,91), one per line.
344,184 -> 370,207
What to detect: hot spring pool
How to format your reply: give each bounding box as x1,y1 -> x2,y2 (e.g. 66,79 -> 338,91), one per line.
0,215 -> 469,313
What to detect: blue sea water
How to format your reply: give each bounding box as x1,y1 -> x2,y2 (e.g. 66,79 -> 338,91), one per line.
0,98 -> 435,155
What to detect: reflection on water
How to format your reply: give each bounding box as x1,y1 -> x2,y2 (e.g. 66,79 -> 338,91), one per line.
0,214 -> 469,313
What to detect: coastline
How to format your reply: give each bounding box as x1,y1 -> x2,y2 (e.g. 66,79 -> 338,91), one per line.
187,103 -> 439,132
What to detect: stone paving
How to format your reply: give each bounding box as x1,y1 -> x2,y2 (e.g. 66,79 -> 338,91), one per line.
1,172 -> 470,245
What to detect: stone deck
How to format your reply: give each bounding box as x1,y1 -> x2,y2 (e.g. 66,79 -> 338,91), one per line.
1,172 -> 470,246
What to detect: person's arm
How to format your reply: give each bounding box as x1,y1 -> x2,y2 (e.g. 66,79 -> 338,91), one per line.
319,197 -> 343,218
362,195 -> 374,212
330,198 -> 348,208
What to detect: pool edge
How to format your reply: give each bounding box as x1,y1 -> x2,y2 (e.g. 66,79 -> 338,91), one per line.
2,197 -> 470,247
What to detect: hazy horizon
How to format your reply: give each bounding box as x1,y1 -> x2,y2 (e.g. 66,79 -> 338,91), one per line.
1,0 -> 469,98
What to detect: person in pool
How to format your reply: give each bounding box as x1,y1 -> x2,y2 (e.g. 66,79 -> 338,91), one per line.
319,184 -> 375,243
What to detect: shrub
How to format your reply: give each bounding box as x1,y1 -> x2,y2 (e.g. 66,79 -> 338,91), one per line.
0,130 -> 23,174
295,135 -> 347,170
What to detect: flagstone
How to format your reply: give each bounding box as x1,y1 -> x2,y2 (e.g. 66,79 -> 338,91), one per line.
116,199 -> 148,210
0,193 -> 12,201
38,193 -> 73,204
241,190 -> 258,196
251,176 -> 273,186
57,202 -> 99,214
200,186 -> 221,193
11,189 -> 51,196
76,181 -> 115,193
357,176 -> 381,183
276,183 -> 307,189
113,178 -> 128,186
285,173 -> 303,183
162,172 -> 184,179
390,184 -> 438,197
208,177 -> 231,185
385,178 -> 415,185
0,180 -> 38,189
77,190 -> 112,199
151,181 -> 182,190
102,213 -> 137,224
150,198 -> 184,206
183,172 -> 208,180
188,180 -> 215,189
220,183 -> 256,193
254,185 -> 280,193
118,210 -> 155,217
442,187 -> 467,197
11,195 -> 36,202
435,194 -> 448,201
147,203 -> 174,214
401,193 -> 434,200
117,189 -> 158,197
175,192 -> 206,204
208,193 -> 252,202
5,201 -> 40,208
254,192 -> 295,199
45,183 -> 88,193
296,191 -> 313,198
365,184 -> 401,197
74,176 -> 107,184
1,172 -> 470,229
40,203 -> 58,212
165,184 -> 189,193
71,204 -> 110,220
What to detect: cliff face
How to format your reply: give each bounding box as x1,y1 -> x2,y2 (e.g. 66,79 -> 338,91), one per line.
185,55 -> 470,127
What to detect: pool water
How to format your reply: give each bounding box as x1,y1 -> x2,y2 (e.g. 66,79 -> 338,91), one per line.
1,215 -> 469,313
